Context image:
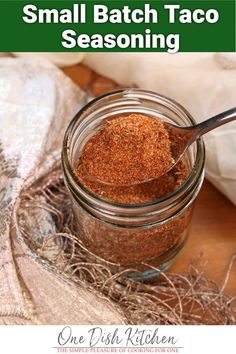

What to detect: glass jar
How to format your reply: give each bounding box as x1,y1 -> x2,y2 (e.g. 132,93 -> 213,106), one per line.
62,89 -> 205,280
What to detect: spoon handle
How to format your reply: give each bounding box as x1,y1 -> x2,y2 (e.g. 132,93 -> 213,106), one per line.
193,107 -> 236,138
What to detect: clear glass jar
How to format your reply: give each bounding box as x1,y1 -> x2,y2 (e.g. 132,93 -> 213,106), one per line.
62,89 -> 205,280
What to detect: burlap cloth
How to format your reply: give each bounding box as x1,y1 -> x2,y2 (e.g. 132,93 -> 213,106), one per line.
0,57 -> 125,324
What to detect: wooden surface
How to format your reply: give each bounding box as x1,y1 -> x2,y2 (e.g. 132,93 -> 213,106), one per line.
173,180 -> 236,296
64,64 -> 236,295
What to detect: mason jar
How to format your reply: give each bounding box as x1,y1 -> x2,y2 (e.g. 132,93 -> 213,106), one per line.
62,89 -> 205,280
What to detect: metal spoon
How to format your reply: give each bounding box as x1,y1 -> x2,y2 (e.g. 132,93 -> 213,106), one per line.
166,107 -> 236,170
85,107 -> 236,186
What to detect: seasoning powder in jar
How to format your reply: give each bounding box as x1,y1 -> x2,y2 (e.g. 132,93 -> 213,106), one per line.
76,114 -> 187,204
62,90 -> 205,279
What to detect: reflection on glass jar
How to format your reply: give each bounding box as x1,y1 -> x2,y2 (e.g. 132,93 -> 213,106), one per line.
62,89 -> 205,280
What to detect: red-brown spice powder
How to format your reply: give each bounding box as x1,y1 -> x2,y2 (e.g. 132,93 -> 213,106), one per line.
81,113 -> 175,186
74,113 -> 192,270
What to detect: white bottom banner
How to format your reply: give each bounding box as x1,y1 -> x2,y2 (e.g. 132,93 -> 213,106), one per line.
0,325 -> 235,354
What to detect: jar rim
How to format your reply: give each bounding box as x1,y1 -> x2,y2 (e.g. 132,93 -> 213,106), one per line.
62,89 -> 205,210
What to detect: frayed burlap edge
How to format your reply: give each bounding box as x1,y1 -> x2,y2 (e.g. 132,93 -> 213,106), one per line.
17,167 -> 236,325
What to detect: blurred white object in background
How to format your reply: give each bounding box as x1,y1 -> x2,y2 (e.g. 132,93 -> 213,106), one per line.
216,53 -> 236,69
13,52 -> 85,66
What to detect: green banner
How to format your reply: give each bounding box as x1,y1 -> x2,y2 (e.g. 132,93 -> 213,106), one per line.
0,0 -> 235,52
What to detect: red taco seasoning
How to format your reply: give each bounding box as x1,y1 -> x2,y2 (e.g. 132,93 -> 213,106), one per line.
62,90 -> 205,280
76,159 -> 188,204
81,114 -> 174,186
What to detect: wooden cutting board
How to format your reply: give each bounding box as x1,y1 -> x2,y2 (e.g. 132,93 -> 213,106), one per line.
64,64 -> 236,296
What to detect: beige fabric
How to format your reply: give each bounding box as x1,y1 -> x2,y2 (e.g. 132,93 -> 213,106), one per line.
0,57 -> 125,325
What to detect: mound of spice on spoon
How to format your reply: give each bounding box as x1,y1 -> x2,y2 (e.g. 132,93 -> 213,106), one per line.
81,113 -> 175,186
75,113 -> 188,204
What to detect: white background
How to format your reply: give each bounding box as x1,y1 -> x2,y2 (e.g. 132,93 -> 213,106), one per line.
0,325 -> 235,354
